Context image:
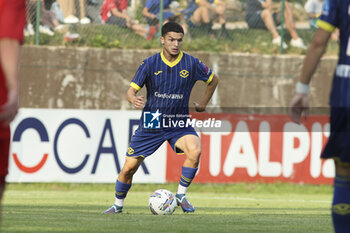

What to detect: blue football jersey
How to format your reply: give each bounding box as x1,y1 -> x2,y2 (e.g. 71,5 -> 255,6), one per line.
144,0 -> 172,15
130,51 -> 214,128
318,0 -> 350,107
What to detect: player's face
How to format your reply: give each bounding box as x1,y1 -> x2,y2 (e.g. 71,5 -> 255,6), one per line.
161,32 -> 184,57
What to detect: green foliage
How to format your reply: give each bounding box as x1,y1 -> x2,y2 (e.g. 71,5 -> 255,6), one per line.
23,24 -> 339,56
89,35 -> 120,48
2,183 -> 333,233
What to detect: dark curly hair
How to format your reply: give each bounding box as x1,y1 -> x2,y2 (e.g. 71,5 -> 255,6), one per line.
161,22 -> 184,36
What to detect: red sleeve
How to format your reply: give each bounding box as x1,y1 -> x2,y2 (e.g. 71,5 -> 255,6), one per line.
119,0 -> 128,11
0,0 -> 26,44
101,0 -> 118,22
0,0 -> 6,15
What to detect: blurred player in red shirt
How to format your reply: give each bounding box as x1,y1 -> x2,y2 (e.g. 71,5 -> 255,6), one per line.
0,0 -> 26,225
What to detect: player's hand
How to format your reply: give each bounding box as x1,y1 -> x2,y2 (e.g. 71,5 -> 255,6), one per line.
0,90 -> 19,126
125,16 -> 133,27
132,96 -> 144,109
193,102 -> 205,112
289,93 -> 309,124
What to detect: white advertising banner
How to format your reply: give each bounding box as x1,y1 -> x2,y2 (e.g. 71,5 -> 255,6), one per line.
7,109 -> 167,183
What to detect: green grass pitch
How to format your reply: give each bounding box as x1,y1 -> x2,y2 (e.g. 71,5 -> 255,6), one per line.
1,183 -> 333,233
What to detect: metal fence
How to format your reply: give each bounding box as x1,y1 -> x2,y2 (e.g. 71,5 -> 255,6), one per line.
24,0 -> 313,54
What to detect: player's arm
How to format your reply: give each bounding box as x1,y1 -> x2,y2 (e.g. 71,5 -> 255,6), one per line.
261,0 -> 272,9
142,6 -> 157,19
0,39 -> 20,125
126,86 -> 144,109
194,74 -> 219,112
300,28 -> 331,85
290,28 -> 331,124
111,7 -> 130,21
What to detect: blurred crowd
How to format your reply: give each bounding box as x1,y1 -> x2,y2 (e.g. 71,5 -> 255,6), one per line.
24,0 -> 337,47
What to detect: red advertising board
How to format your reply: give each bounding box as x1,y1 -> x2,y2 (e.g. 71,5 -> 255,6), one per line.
166,113 -> 334,184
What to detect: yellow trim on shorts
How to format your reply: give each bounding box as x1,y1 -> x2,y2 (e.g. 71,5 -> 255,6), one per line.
126,154 -> 145,158
206,73 -> 214,84
333,157 -> 350,166
174,135 -> 188,155
174,134 -> 200,155
317,20 -> 335,33
130,82 -> 141,91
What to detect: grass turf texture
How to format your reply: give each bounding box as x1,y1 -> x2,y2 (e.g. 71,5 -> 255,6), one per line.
2,183 -> 333,233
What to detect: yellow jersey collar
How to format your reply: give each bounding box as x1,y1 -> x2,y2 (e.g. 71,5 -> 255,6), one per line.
161,50 -> 183,68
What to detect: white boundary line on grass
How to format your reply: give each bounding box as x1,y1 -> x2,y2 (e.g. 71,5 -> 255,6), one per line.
192,195 -> 332,204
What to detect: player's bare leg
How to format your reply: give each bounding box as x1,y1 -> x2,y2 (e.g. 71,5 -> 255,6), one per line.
177,135 -> 201,168
283,1 -> 298,40
193,6 -> 210,24
102,156 -> 144,214
174,135 -> 201,212
118,156 -> 145,184
192,6 -> 213,36
282,1 -> 305,48
260,9 -> 279,39
332,160 -> 350,231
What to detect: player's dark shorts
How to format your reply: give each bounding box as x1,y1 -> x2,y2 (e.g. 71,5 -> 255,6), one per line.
321,107 -> 350,164
145,16 -> 158,26
186,17 -> 199,28
0,131 -> 11,179
106,15 -> 127,28
246,11 -> 280,29
126,126 -> 198,157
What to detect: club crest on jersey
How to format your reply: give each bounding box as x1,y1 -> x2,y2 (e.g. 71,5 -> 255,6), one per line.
127,147 -> 134,155
179,70 -> 189,78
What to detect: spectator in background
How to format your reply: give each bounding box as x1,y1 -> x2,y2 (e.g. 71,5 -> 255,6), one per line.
245,0 -> 306,49
101,0 -> 157,40
0,0 -> 26,226
304,0 -> 338,41
25,0 -> 61,36
142,0 -> 176,26
56,0 -> 91,24
49,0 -> 65,23
182,0 -> 230,38
304,0 -> 323,29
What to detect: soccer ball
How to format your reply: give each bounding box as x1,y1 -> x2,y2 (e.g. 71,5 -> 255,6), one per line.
148,189 -> 177,215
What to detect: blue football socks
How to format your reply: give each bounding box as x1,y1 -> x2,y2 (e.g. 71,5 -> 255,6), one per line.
115,180 -> 131,200
332,176 -> 350,233
179,166 -> 198,188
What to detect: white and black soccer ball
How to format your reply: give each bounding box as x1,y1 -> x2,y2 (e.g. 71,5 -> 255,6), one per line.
148,189 -> 177,215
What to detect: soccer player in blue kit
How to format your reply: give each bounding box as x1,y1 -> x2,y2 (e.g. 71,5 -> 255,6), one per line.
290,0 -> 350,232
103,22 -> 219,214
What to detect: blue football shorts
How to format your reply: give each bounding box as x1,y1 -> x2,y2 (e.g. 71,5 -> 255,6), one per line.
321,107 -> 350,164
126,126 -> 198,158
